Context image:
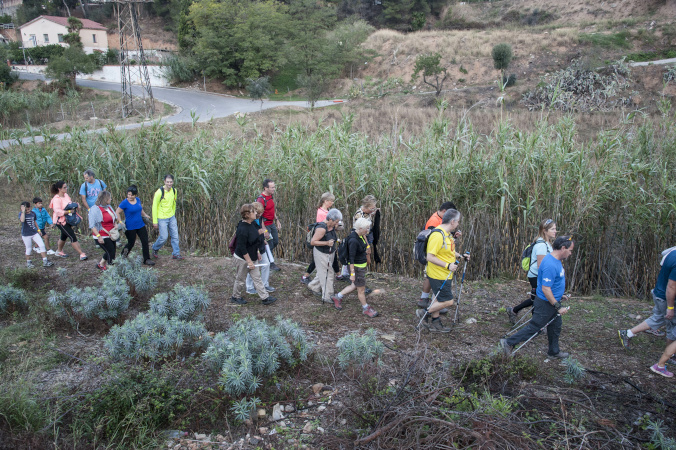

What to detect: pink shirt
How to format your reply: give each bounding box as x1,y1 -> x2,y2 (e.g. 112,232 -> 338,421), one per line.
49,194 -> 72,226
316,207 -> 329,223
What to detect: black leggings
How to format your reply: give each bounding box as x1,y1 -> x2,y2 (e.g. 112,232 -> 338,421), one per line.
96,238 -> 117,262
513,276 -> 538,314
125,226 -> 150,261
57,223 -> 77,243
306,254 -> 340,275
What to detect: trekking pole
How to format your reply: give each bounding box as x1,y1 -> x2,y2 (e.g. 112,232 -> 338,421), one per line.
416,267 -> 453,330
504,306 -> 534,337
452,252 -> 470,324
511,310 -> 568,355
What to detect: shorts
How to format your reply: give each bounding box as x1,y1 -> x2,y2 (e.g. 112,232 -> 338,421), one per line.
39,228 -> 47,237
646,290 -> 676,340
57,223 -> 77,243
354,266 -> 367,287
428,276 -> 453,302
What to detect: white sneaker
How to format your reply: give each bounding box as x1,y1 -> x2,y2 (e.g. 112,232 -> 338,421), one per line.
33,247 -> 40,252
46,249 -> 56,255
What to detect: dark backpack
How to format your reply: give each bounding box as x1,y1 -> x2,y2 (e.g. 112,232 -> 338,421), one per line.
337,234 -> 351,266
413,228 -> 445,266
64,202 -> 81,227
305,222 -> 319,249
521,238 -> 547,272
228,231 -> 237,255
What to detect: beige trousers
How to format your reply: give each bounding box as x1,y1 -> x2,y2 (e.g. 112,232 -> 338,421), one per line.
308,248 -> 335,302
232,256 -> 268,300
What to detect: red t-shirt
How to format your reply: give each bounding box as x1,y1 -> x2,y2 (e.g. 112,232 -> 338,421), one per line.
257,193 -> 275,226
94,206 -> 114,237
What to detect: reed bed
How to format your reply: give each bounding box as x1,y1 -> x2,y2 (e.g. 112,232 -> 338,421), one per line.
2,111 -> 675,297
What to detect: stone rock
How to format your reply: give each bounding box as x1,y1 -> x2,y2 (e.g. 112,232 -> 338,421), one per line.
339,419 -> 347,425
249,437 -> 261,446
636,315 -> 642,320
303,422 -> 314,433
278,421 -> 287,428
287,439 -> 296,445
317,405 -> 326,412
244,419 -> 253,427
257,409 -> 266,419
272,403 -> 284,421
308,401 -> 315,406
173,445 -> 182,450
215,435 -> 225,442
258,427 -> 268,434
312,383 -> 325,395
194,433 -> 207,440
317,427 -> 325,433
465,318 -> 477,324
284,404 -> 295,412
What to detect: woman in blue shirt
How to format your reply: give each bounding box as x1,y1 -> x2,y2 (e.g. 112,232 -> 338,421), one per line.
115,185 -> 154,266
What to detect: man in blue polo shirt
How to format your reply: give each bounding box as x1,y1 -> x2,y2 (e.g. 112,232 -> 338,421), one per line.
500,236 -> 574,358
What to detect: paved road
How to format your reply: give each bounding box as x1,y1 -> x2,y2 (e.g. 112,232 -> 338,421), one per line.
1,73 -> 343,148
629,57 -> 676,67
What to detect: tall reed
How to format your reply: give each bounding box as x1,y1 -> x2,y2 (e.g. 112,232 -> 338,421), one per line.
2,110 -> 675,297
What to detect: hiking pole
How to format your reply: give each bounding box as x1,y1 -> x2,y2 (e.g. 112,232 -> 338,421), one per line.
416,266 -> 454,330
452,252 -> 470,324
511,309 -> 569,355
504,306 -> 534,337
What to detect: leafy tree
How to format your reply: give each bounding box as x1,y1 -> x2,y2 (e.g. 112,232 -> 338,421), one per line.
412,52 -> 448,96
188,0 -> 290,86
492,43 -> 513,91
247,76 -> 272,109
45,17 -> 97,87
325,19 -> 375,79
0,46 -> 17,88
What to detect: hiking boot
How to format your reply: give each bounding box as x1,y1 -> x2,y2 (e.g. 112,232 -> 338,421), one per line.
439,308 -> 449,314
650,364 -> 674,378
144,259 -> 155,266
365,287 -> 373,295
153,249 -> 159,258
330,295 -> 343,311
506,307 -> 517,325
429,318 -> 450,333
26,261 -> 35,269
617,330 -> 630,349
270,262 -> 281,272
417,298 -> 431,309
335,275 -> 347,281
363,305 -> 379,318
262,297 -> 277,305
499,339 -> 512,356
172,255 -> 184,260
230,297 -> 247,305
265,286 -> 276,292
548,351 -> 570,359
300,276 -> 311,285
645,328 -> 666,337
121,247 -> 130,258
43,260 -> 54,267
416,308 -> 430,328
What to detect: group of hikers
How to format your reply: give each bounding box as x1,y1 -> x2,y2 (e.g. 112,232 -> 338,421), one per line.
18,173 -> 676,378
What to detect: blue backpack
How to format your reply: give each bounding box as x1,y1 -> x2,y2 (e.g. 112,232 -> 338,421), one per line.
64,202 -> 82,227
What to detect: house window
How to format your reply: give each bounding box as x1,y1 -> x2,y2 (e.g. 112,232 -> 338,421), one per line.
58,34 -> 64,43
29,34 -> 36,46
43,34 -> 49,43
92,34 -> 97,43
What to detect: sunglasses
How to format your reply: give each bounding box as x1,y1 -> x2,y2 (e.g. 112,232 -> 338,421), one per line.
544,219 -> 553,226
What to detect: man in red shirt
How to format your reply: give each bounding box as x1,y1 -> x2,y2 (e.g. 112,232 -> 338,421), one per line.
419,202 -> 460,310
257,179 -> 282,271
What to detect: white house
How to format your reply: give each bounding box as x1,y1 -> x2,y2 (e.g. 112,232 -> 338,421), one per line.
19,15 -> 108,54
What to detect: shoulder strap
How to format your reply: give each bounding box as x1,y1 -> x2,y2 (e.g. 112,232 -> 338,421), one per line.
257,195 -> 268,208
160,187 -> 165,201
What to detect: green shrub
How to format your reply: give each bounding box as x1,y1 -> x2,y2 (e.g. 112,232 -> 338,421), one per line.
665,65 -> 676,84
336,328 -> 384,368
563,357 -> 585,384
48,272 -> 131,326
161,55 -> 196,84
203,316 -> 313,396
110,254 -> 158,296
148,283 -> 209,321
0,285 -> 27,314
0,379 -> 48,433
579,31 -> 632,49
104,312 -> 209,361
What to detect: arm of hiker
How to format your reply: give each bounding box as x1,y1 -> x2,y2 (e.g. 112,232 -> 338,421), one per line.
151,189 -> 160,229
541,286 -> 569,315
19,205 -> 26,222
115,207 -> 125,223
311,227 -> 333,247
427,253 -> 459,272
665,279 -> 676,320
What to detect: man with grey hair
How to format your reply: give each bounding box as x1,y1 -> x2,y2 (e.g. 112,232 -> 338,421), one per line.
416,209 -> 469,332
79,170 -> 107,211
308,208 -> 343,303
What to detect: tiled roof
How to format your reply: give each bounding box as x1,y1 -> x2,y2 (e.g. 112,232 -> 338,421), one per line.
20,15 -> 107,31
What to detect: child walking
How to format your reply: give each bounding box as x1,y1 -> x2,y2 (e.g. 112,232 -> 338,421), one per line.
32,197 -> 56,255
19,202 -> 54,268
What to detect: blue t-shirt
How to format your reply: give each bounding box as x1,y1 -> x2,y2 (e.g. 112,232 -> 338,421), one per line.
654,250 -> 676,300
536,253 -> 566,301
79,179 -> 107,207
118,198 -> 145,230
